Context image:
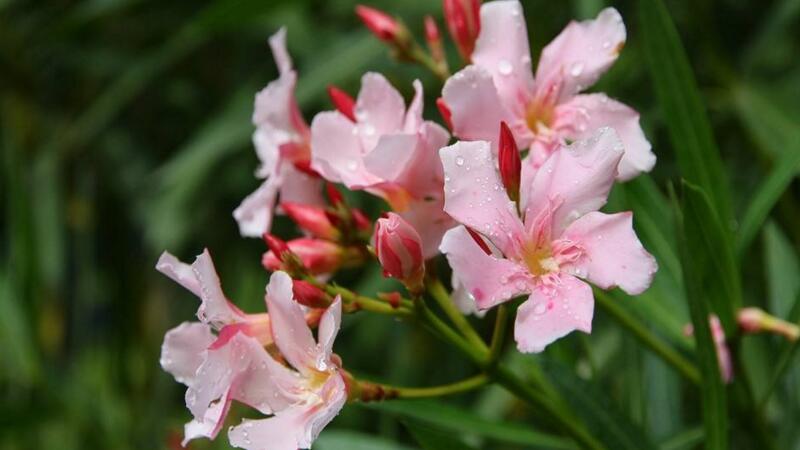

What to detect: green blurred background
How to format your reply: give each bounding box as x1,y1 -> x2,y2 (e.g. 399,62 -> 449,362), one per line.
2,0 -> 799,448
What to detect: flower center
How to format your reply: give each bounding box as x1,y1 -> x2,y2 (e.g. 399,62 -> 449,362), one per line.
525,100 -> 555,136
523,244 -> 559,277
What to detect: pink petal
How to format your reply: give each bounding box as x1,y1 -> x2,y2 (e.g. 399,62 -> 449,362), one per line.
310,111 -> 381,188
160,322 -> 215,386
452,273 -> 487,317
253,72 -> 300,135
233,337 -> 307,414
534,7 -> 626,102
561,211 -> 657,295
265,271 -> 317,373
354,72 -> 405,145
472,0 -> 535,116
401,196 -> 456,259
523,127 -> 623,235
555,93 -> 655,181
183,387 -> 233,445
316,296 -> 342,369
361,133 -> 420,187
514,275 -> 594,353
403,79 -> 424,133
251,126 -> 282,178
268,27 -> 293,75
234,177 -> 281,238
440,226 -> 532,310
228,374 -> 347,450
156,251 -> 202,297
442,65 -> 514,144
192,249 -> 247,327
441,140 -> 526,257
278,164 -> 325,207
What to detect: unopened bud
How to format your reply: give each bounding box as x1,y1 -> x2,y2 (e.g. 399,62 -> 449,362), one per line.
374,213 -> 424,293
738,307 -> 799,341
498,121 -> 521,203
281,202 -> 340,240
327,85 -> 356,122
443,0 -> 481,62
263,238 -> 343,275
263,234 -> 290,262
351,208 -> 372,231
292,280 -> 332,308
378,291 -> 403,309
356,5 -> 400,42
436,97 -> 452,131
424,15 -> 446,66
326,182 -> 345,207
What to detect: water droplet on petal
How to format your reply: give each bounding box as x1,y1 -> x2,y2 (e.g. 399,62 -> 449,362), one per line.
570,62 -> 584,77
455,156 -> 465,166
498,59 -> 513,75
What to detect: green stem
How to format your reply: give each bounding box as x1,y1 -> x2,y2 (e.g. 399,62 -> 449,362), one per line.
488,305 -> 509,366
594,290 -> 701,385
427,278 -> 488,351
320,282 -> 413,316
407,44 -> 450,81
362,374 -> 490,400
415,294 -> 487,361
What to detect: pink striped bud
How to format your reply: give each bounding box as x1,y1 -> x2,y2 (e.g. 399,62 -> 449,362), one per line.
262,238 -> 343,275
443,0 -> 481,62
292,280 -> 331,308
374,213 -> 424,292
281,202 -> 340,240
498,121 -> 521,203
356,5 -> 399,42
327,85 -> 356,122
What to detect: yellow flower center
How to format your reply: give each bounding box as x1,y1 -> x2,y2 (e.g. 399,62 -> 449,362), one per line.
523,244 -> 559,277
525,100 -> 555,135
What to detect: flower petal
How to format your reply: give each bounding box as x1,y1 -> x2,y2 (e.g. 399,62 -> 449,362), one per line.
442,65 -> 513,144
234,177 -> 281,238
401,196 -> 455,259
253,72 -> 300,136
192,249 -> 246,327
452,273 -> 487,317
440,140 -> 526,257
268,27 -> 293,75
403,79 -> 424,133
265,271 -> 317,373
160,322 -> 215,386
524,127 -> 623,235
440,226 -> 532,310
354,72 -> 405,144
555,93 -> 655,181
183,387 -> 233,445
316,296 -> 342,369
472,0 -> 535,115
310,111 -> 380,188
156,251 -> 202,297
361,133 -> 420,187
278,164 -> 325,207
561,211 -> 657,295
514,276 -> 594,353
534,7 -> 626,102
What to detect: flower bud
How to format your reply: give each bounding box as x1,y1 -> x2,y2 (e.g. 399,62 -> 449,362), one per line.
424,15 -> 446,66
263,234 -> 291,261
374,213 -> 424,292
499,121 -> 521,203
378,291 -> 403,309
443,0 -> 481,62
738,307 -> 799,341
292,280 -> 332,308
356,5 -> 400,42
351,208 -> 372,231
281,202 -> 340,240
326,182 -> 345,207
263,238 -> 343,275
436,97 -> 452,131
327,85 -> 356,122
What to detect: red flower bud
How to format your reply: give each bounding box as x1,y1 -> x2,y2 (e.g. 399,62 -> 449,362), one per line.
424,15 -> 445,65
498,121 -> 521,203
263,234 -> 290,262
443,0 -> 481,61
327,85 -> 356,122
292,160 -> 319,177
351,208 -> 372,231
374,213 -> 424,292
263,238 -> 343,275
281,202 -> 339,240
292,280 -> 331,308
378,291 -> 403,309
436,97 -> 452,131
326,182 -> 345,207
465,227 -> 492,256
356,5 -> 399,42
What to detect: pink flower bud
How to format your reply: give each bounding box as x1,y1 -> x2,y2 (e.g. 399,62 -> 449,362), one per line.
374,213 -> 424,292
281,202 -> 340,240
737,307 -> 765,333
351,208 -> 372,231
327,85 -> 356,122
498,121 -> 521,203
292,280 -> 331,308
738,307 -> 799,341
356,5 -> 399,42
326,182 -> 345,207
436,97 -> 452,131
424,15 -> 445,65
443,0 -> 481,61
263,233 -> 290,261
262,238 -> 343,275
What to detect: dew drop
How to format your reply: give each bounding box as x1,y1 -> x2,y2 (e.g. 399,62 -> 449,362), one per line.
533,302 -> 547,315
570,62 -> 584,77
498,59 -> 513,75
455,156 -> 465,166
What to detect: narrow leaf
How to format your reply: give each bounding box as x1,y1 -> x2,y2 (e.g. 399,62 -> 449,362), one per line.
404,420 -> 478,450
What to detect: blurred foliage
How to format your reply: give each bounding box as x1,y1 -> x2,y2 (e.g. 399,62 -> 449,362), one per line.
1,0 -> 799,449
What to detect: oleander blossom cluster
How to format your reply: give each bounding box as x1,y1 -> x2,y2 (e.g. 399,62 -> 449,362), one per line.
157,1 -> 658,448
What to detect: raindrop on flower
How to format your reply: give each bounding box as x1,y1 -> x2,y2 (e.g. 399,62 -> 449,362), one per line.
455,156 -> 465,166
498,59 -> 513,75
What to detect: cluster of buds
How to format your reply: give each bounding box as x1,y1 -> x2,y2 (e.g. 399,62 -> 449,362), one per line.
261,184 -> 372,277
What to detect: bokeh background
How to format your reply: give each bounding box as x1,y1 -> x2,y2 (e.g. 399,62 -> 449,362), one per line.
2,0 -> 799,448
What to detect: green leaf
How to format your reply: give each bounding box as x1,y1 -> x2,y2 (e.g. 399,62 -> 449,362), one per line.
543,363 -> 658,450
763,222 -> 800,317
638,0 -> 732,223
659,427 -> 704,450
365,400 -> 574,449
314,430 -> 415,450
675,181 -> 729,450
675,181 -> 740,330
403,420 -> 478,450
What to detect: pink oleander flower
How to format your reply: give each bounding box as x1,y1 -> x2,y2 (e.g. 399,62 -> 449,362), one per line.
158,252 -> 346,449
441,0 -> 655,182
310,73 -> 453,257
374,212 -> 425,292
438,128 -> 657,352
684,316 -> 733,383
234,28 -> 324,238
